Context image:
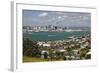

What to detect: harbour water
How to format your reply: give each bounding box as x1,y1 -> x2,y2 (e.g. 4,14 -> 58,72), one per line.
23,31 -> 90,41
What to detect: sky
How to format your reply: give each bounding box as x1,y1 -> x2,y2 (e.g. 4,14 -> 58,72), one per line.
23,10 -> 91,27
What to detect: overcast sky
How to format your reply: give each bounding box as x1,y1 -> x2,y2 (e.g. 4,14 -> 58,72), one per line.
23,10 -> 91,27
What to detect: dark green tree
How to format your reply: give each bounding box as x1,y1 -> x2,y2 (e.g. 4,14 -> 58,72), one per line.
23,38 -> 40,57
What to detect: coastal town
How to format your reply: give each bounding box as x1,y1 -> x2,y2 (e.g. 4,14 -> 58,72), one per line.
23,25 -> 91,62
36,35 -> 91,60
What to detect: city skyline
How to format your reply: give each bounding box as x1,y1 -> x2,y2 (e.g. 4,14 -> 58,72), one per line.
23,10 -> 91,27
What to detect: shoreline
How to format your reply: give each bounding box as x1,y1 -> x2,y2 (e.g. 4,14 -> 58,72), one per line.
23,29 -> 90,33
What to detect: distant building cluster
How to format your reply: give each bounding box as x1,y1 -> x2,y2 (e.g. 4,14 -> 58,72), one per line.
23,25 -> 90,32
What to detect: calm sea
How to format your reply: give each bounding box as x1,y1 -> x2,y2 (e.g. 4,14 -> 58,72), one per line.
23,31 -> 90,41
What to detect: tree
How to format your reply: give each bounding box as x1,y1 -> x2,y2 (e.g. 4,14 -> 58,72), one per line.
85,54 -> 91,59
63,56 -> 67,60
48,49 -> 54,61
65,47 -> 73,60
23,38 -> 40,57
80,48 -> 89,59
44,52 -> 48,59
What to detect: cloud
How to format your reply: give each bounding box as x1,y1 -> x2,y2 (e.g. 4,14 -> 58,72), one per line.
62,15 -> 68,18
79,15 -> 90,20
83,16 -> 89,20
58,16 -> 62,19
55,12 -> 65,15
39,12 -> 48,17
